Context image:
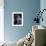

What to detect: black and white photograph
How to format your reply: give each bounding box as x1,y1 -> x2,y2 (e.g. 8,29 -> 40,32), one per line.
12,12 -> 23,26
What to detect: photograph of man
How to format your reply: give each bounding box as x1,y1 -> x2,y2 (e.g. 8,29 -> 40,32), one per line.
14,14 -> 22,25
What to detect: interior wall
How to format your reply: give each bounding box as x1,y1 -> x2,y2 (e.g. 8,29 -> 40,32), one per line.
4,0 -> 40,42
40,0 -> 46,27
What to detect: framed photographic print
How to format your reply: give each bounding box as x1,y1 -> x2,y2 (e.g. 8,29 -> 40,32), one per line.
12,12 -> 23,26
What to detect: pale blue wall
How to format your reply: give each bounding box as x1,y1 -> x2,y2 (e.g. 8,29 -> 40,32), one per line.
40,0 -> 46,27
4,0 -> 40,42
